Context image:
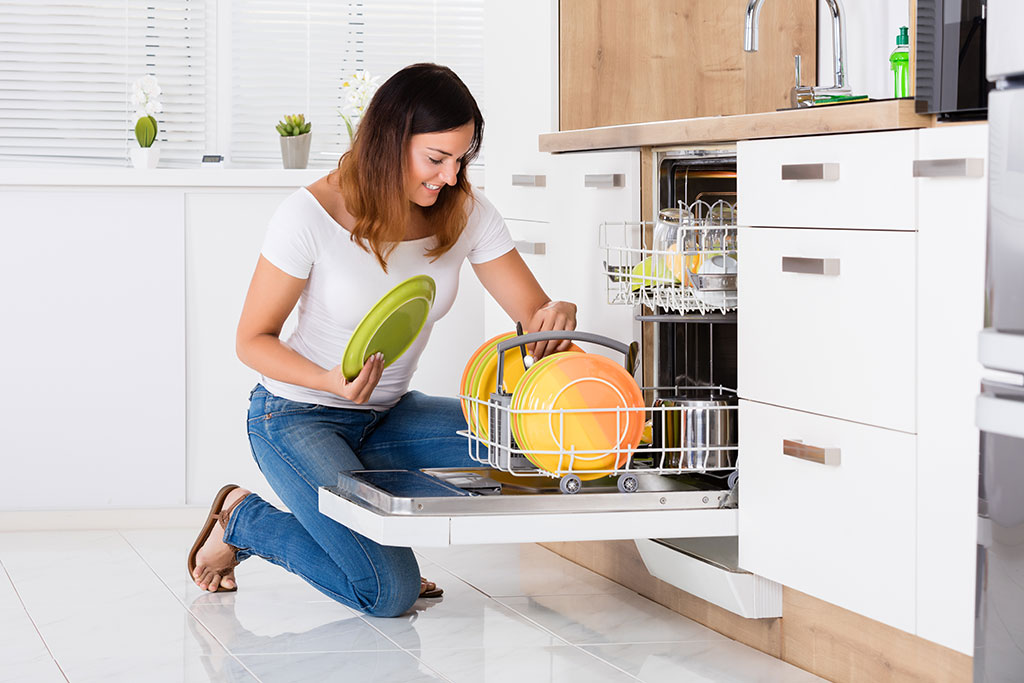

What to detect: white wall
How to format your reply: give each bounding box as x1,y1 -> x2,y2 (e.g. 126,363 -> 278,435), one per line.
818,0 -> 911,100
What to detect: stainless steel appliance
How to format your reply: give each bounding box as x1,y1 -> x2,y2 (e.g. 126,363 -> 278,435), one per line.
974,1 -> 1024,677
916,0 -> 990,120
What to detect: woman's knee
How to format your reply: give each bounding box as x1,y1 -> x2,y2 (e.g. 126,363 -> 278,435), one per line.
352,571 -> 421,618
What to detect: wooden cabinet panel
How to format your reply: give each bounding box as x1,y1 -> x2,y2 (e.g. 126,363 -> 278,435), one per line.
559,0 -> 817,130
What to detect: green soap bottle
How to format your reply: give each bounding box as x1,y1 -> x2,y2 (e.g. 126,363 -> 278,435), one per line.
890,26 -> 911,98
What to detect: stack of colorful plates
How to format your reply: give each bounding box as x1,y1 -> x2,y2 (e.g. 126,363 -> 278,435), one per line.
460,333 -> 582,440
510,353 -> 644,481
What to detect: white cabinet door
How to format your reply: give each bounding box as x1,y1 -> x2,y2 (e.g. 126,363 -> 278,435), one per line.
914,123 -> 987,654
738,399 -> 917,633
0,190 -> 185,509
737,226 -> 917,432
483,0 -> 558,221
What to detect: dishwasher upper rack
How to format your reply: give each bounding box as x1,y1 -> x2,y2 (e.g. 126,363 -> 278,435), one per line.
600,199 -> 738,315
458,386 -> 738,495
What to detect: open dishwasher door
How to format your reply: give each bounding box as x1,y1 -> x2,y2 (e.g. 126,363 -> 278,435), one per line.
318,468 -> 737,547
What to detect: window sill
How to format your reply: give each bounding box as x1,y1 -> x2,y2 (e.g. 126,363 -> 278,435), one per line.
0,167 -> 327,188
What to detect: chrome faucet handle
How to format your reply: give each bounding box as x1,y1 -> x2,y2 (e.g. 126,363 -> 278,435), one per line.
790,54 -> 814,107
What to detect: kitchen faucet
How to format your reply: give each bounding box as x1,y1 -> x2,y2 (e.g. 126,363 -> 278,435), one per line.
744,0 -> 851,107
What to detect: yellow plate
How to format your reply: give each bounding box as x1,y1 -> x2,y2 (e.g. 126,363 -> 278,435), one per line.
460,332 -> 514,426
511,353 -> 644,480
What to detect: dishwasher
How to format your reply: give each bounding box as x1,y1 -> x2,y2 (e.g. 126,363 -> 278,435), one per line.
318,145 -> 779,618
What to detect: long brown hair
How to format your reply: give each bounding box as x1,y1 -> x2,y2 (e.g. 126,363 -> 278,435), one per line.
337,63 -> 484,271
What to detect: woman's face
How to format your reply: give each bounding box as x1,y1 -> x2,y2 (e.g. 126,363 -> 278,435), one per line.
404,122 -> 475,207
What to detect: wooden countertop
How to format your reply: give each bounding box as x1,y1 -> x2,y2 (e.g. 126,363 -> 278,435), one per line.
539,99 -> 934,153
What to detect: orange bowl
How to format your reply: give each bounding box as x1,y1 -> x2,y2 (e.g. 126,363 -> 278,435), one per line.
511,353 -> 644,480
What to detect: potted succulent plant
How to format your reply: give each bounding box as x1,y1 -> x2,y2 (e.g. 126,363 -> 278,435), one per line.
277,114 -> 312,169
130,75 -> 162,168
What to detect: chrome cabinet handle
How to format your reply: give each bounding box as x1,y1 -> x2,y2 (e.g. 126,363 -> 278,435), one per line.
584,173 -> 625,188
783,439 -> 841,466
513,240 -> 546,255
912,158 -> 984,178
511,174 -> 546,187
781,163 -> 840,181
781,256 -> 840,275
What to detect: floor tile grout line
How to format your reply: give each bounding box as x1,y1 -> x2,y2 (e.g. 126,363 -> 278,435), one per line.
117,529 -> 265,683
485,595 -> 648,681
563,642 -> 644,682
0,555 -> 70,682
349,613 -> 457,683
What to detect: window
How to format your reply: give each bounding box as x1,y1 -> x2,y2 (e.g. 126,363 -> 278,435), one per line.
229,0 -> 485,167
0,1 -> 483,168
0,1 -> 207,166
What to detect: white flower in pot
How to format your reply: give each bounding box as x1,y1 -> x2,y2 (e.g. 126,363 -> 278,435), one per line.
338,70 -> 380,143
277,114 -> 312,169
130,75 -> 162,168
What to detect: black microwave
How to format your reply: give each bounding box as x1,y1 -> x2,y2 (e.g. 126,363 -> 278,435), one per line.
916,0 -> 990,119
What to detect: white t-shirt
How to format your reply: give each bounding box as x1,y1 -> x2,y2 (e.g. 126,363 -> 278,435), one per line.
259,187 -> 514,409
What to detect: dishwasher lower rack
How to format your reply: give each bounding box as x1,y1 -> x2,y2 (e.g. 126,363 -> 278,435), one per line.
600,203 -> 738,315
459,386 -> 738,494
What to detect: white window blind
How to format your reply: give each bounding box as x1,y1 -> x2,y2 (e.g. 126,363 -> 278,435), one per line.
230,0 -> 484,168
0,1 -> 207,166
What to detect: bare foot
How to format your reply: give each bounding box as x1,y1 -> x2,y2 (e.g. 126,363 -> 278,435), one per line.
192,487 -> 250,592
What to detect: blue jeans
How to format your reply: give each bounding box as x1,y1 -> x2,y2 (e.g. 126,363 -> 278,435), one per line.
223,384 -> 474,617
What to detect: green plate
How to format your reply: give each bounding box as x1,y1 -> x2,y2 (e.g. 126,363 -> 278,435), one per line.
341,275 -> 436,380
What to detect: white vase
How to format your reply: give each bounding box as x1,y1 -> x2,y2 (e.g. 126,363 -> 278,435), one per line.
131,146 -> 161,169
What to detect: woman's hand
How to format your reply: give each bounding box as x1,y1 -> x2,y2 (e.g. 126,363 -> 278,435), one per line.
526,300 -> 578,360
321,353 -> 385,404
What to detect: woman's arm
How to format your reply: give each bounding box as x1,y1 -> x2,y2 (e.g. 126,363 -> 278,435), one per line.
236,256 -> 383,403
471,249 -> 577,359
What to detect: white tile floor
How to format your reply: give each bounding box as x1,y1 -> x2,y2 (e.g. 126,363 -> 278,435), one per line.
0,529 -> 825,682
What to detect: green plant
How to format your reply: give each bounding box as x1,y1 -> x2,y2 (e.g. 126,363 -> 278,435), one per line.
134,115 -> 158,148
276,114 -> 311,137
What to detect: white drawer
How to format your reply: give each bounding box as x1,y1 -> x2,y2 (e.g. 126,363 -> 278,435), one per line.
737,226 -> 916,433
738,130 -> 917,230
737,399 -> 917,633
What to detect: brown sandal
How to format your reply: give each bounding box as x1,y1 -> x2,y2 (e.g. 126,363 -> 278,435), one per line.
420,577 -> 443,599
187,484 -> 248,593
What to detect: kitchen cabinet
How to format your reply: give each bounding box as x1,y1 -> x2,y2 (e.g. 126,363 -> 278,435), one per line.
737,124 -> 987,653
738,399 -> 918,632
482,0 -> 558,223
482,0 -> 638,349
0,190 -> 185,509
914,123 -> 987,654
738,130 -> 918,231
737,226 -> 917,433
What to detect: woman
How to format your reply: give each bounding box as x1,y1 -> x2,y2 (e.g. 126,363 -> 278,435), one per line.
186,63 -> 577,617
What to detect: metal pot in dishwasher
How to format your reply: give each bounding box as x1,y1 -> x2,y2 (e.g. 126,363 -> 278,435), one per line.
652,395 -> 737,470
